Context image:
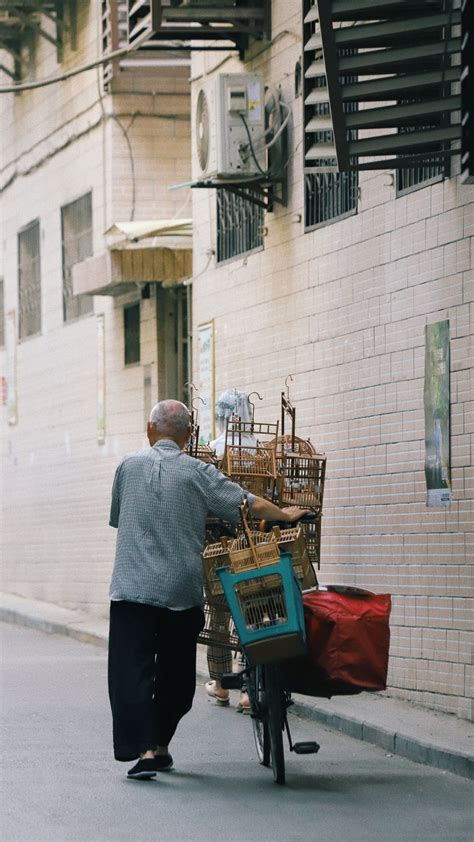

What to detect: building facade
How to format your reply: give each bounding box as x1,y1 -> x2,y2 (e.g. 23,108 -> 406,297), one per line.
1,1 -> 473,720
0,1 -> 192,614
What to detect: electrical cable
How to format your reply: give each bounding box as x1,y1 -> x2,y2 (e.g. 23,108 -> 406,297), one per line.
0,42 -> 141,95
239,114 -> 268,178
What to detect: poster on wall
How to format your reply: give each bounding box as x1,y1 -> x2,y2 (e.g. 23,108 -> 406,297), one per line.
197,320 -> 215,444
6,310 -> 17,426
424,320 -> 452,507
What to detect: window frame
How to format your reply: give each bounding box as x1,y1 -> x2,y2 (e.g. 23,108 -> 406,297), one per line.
17,218 -> 42,341
61,191 -> 94,323
123,301 -> 141,367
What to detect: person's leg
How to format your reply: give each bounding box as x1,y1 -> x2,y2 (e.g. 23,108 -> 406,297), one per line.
108,600 -> 159,762
153,605 -> 205,749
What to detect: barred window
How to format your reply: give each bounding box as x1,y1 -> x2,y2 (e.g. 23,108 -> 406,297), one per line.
61,192 -> 94,322
18,220 -> 41,339
303,1 -> 358,229
124,302 -> 140,365
216,189 -> 264,264
0,278 -> 4,347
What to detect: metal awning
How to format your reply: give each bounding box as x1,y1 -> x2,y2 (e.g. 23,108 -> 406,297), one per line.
303,0 -> 464,173
71,219 -> 193,297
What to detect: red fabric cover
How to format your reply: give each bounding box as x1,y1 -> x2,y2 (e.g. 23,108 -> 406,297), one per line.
280,589 -> 391,697
302,590 -> 391,691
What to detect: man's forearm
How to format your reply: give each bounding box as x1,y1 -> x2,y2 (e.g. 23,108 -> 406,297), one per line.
251,496 -> 292,522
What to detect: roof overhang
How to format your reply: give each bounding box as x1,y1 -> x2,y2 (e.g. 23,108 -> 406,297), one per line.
72,220 -> 193,297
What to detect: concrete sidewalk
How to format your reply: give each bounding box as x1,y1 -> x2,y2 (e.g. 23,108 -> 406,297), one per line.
1,591 -> 473,780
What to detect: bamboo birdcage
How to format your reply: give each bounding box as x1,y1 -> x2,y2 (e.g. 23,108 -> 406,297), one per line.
197,601 -> 240,651
222,417 -> 279,500
276,451 -> 327,510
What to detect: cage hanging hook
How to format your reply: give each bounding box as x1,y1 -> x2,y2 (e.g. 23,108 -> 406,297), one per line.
247,391 -> 263,432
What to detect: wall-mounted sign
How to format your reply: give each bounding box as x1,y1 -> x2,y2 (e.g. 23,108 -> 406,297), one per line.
197,320 -> 215,444
424,320 -> 452,507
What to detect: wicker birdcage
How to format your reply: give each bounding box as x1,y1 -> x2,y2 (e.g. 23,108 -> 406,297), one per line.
193,445 -> 219,465
197,601 -> 240,651
273,434 -> 317,456
221,418 -> 279,500
300,516 -> 322,569
276,452 -> 327,510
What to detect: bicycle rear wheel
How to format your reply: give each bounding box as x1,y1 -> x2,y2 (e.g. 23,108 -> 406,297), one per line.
248,665 -> 270,766
264,664 -> 285,785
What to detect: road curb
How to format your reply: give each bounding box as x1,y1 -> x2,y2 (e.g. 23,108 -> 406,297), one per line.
2,602 -> 472,780
0,605 -> 108,649
291,702 -> 474,780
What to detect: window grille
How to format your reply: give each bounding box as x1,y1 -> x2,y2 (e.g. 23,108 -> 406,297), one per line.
397,91 -> 448,193
216,189 -> 264,264
303,2 -> 358,228
397,161 -> 445,193
18,220 -> 41,339
0,278 -> 4,347
124,302 -> 140,365
61,193 -> 94,322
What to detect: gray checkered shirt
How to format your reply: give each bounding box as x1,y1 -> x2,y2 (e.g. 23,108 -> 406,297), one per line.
109,439 -> 254,610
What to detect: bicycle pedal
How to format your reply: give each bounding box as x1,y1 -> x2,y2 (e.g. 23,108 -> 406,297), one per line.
292,741 -> 320,755
220,672 -> 244,690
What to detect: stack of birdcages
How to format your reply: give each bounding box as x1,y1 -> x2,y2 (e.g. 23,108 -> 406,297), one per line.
272,395 -> 327,570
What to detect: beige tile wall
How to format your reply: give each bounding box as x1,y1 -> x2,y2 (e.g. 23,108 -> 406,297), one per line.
190,3 -> 473,719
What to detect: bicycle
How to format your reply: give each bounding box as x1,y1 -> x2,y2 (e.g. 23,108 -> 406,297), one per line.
216,513 -> 320,785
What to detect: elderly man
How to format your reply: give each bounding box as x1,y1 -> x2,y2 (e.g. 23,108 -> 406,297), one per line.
108,399 -> 306,780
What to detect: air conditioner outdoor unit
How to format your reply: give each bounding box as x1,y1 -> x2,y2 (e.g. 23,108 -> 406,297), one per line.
194,73 -> 265,181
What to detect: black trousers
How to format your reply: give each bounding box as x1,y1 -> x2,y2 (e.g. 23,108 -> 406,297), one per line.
108,600 -> 205,762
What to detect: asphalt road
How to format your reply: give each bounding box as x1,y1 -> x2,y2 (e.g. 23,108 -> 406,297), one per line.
1,622 -> 473,842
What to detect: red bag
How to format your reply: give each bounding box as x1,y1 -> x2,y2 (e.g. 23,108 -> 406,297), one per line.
280,587 -> 391,697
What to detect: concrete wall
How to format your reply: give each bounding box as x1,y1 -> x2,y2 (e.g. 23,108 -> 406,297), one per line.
190,3 -> 473,718
0,2 -> 191,614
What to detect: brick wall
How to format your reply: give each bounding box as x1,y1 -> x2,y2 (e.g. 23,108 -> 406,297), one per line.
190,3 -> 473,719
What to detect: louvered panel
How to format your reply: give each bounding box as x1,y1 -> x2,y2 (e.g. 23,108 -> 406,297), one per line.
461,0 -> 473,183
305,116 -> 334,132
303,0 -> 463,173
345,97 -> 462,130
306,144 -> 337,159
331,12 -> 461,49
340,67 -> 460,102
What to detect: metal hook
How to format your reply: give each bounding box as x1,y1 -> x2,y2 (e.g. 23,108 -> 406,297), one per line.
285,374 -> 293,400
247,392 -> 262,434
191,396 -> 206,410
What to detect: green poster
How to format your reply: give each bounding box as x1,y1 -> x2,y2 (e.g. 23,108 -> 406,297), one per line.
424,320 -> 452,507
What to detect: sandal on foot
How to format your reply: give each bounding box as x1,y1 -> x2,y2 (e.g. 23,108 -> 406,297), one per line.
205,680 -> 230,706
235,695 -> 251,714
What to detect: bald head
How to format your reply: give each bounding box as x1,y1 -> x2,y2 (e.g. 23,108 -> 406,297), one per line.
147,400 -> 192,448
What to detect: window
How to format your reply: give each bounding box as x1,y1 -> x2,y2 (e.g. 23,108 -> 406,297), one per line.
0,278 -> 4,347
303,0 -> 358,228
124,302 -> 140,365
18,220 -> 41,339
216,189 -> 264,264
397,97 -> 447,193
61,192 -> 94,322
